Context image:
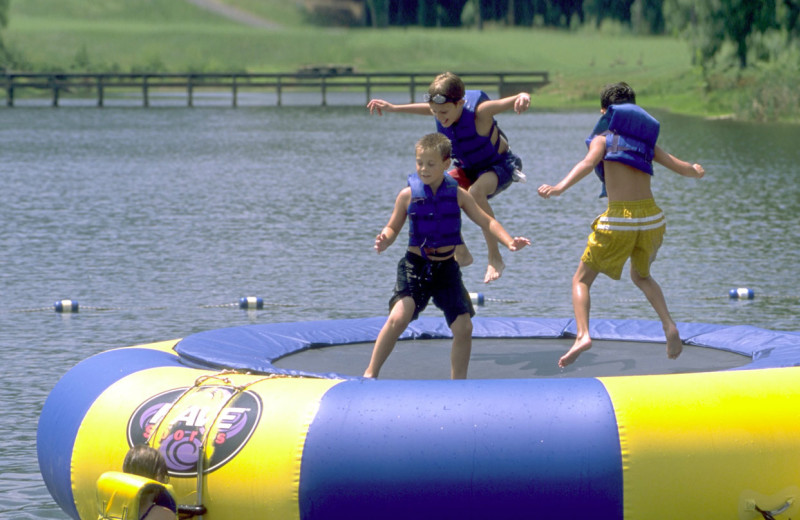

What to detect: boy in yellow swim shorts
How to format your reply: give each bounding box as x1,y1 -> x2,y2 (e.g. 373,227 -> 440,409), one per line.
537,82 -> 704,368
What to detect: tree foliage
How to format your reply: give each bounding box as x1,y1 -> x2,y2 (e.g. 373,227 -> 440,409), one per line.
584,0 -> 635,27
633,0 -> 665,34
781,0 -> 800,39
0,0 -> 8,65
664,0 -> 777,68
357,0 -> 794,72
365,0 -> 670,31
477,0 -> 584,26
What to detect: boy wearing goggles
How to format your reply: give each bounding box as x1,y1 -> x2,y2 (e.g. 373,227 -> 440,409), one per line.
367,72 -> 531,284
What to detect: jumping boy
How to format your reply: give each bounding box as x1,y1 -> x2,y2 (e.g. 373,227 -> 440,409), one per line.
367,72 -> 531,284
364,133 -> 530,379
537,82 -> 704,368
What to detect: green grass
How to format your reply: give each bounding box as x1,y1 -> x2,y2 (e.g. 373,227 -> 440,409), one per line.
215,0 -> 308,26
0,0 -> 742,118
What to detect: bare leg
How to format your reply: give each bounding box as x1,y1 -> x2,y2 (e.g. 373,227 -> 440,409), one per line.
560,261 -> 599,368
469,173 -> 503,284
449,314 -> 473,379
455,243 -> 473,267
630,267 -> 682,360
363,297 -> 415,378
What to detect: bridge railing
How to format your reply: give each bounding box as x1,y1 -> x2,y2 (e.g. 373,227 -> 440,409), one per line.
0,71 -> 549,107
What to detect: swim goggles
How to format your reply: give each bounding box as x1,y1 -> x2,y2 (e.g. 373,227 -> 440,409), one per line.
423,93 -> 459,104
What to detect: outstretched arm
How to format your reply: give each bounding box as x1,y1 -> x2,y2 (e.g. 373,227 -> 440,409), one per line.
476,92 -> 532,118
538,135 -> 606,198
458,189 -> 530,251
654,145 -> 705,178
367,99 -> 432,116
375,188 -> 410,253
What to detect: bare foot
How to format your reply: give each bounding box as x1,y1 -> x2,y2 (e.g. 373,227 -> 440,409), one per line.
483,257 -> 505,284
455,244 -> 473,267
559,336 -> 592,368
665,324 -> 682,359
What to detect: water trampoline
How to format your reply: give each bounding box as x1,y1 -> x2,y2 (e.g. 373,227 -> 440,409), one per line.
38,316 -> 800,520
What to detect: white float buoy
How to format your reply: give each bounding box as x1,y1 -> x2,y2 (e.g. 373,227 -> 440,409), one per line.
239,296 -> 264,310
54,300 -> 79,313
469,292 -> 485,306
729,288 -> 755,300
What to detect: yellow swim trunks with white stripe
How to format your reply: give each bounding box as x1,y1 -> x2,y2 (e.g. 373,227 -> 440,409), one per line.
581,198 -> 665,280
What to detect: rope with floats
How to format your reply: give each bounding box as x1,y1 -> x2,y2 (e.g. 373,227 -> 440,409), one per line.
0,287 -> 793,314
0,296 -> 297,314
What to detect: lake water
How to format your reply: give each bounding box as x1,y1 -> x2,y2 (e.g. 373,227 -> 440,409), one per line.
2,94 -> 799,518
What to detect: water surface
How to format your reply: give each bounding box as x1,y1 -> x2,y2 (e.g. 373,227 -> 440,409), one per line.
1,99 -> 798,518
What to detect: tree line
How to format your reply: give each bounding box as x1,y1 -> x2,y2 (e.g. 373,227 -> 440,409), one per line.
363,0 -> 800,69
0,0 -> 7,60
2,0 -> 798,77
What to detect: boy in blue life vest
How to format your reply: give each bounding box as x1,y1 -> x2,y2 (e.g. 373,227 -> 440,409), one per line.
367,72 -> 531,284
538,82 -> 705,368
364,133 -> 530,379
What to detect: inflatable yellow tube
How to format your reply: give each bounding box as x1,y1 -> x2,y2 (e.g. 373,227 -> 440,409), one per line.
71,363 -> 342,520
602,369 -> 800,519
37,317 -> 800,520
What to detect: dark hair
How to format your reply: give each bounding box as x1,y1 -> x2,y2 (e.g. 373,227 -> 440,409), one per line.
600,82 -> 636,109
427,72 -> 465,104
123,445 -> 169,484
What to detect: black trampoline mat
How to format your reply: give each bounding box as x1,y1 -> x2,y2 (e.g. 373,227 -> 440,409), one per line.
272,338 -> 750,379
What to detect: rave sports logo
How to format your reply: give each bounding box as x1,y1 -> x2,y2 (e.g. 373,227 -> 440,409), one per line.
127,386 -> 262,477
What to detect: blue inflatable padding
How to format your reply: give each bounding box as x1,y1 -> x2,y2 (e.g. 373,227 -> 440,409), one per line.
174,317 -> 800,376
400,316 -> 454,338
175,317 -> 388,377
299,378 -> 623,520
472,316 -> 571,338
686,325 -> 800,369
563,318 -> 727,343
37,347 -> 183,520
175,317 -> 572,376
403,316 -> 570,339
36,317 -> 800,520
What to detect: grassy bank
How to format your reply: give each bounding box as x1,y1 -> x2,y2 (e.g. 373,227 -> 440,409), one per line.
0,0 -> 769,119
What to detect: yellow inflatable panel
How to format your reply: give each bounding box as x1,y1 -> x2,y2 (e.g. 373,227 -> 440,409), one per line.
37,318 -> 800,520
600,368 -> 800,519
72,365 -> 343,520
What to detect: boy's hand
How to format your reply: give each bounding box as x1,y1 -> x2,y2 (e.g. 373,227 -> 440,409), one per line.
374,232 -> 391,253
367,99 -> 395,116
692,164 -> 705,178
514,93 -> 531,114
537,184 -> 562,198
508,237 -> 531,251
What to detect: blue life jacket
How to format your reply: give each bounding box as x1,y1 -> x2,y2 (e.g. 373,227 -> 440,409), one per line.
407,173 -> 463,251
586,103 -> 660,197
436,90 -> 503,176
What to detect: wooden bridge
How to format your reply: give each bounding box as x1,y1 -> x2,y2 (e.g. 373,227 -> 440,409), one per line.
0,70 -> 549,107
